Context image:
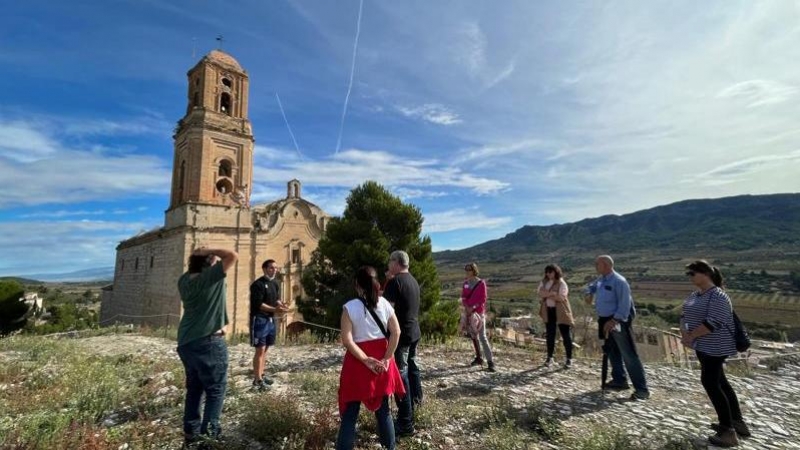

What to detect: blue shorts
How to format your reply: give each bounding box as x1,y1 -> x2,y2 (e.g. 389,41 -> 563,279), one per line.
250,316 -> 276,347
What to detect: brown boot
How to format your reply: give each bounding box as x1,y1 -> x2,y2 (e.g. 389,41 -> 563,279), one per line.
708,428 -> 739,448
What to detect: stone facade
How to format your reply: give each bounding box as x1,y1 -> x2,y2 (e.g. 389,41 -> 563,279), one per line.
100,50 -> 329,337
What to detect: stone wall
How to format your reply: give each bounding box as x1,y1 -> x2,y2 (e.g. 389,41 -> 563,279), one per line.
100,230 -> 187,328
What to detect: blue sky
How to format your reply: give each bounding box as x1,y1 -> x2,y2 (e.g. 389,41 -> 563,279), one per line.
2,1 -> 799,276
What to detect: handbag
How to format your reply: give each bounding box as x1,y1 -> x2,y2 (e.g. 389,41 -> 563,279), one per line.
701,288 -> 750,353
732,310 -> 751,353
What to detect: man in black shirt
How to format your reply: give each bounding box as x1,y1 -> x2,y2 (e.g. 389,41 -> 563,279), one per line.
383,250 -> 422,437
249,259 -> 287,390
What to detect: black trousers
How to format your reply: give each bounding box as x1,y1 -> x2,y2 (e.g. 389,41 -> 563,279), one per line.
545,307 -> 573,359
697,351 -> 743,428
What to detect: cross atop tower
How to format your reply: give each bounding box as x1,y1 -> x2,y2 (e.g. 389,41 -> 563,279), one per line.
216,35 -> 224,50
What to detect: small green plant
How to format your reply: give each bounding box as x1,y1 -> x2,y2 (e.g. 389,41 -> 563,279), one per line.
518,399 -> 562,441
241,393 -> 312,446
565,426 -> 636,450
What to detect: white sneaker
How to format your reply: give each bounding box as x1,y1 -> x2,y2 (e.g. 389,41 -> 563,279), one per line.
544,358 -> 553,367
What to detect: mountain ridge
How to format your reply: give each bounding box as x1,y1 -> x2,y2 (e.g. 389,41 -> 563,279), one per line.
435,193 -> 800,260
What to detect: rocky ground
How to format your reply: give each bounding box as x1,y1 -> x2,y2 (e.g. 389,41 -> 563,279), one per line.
2,332 -> 799,449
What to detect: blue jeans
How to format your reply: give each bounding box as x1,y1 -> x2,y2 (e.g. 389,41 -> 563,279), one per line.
604,320 -> 649,395
336,397 -> 394,450
394,339 -> 421,432
177,335 -> 228,439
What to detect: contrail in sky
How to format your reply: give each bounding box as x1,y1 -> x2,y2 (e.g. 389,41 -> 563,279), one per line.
275,92 -> 305,160
334,0 -> 364,155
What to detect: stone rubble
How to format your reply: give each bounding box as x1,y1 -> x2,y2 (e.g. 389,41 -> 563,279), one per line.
68,335 -> 800,449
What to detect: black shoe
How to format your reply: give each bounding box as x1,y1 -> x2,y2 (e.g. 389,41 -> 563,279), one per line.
261,374 -> 274,385
544,357 -> 553,367
708,428 -> 739,447
564,359 -> 572,368
252,380 -> 269,391
603,380 -> 631,391
711,420 -> 751,438
470,357 -> 484,367
396,428 -> 416,438
487,362 -> 496,372
629,391 -> 649,401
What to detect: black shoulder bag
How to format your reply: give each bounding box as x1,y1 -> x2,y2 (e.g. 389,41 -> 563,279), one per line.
703,288 -> 751,353
360,298 -> 389,340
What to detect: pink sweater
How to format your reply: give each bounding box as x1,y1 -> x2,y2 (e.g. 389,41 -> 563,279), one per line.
461,279 -> 487,314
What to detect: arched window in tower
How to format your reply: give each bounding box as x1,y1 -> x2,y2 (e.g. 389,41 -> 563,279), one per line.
222,78 -> 232,88
218,160 -> 232,178
220,93 -> 231,114
216,178 -> 233,195
192,92 -> 199,109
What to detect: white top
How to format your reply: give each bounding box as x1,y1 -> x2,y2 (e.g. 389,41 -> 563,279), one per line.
343,296 -> 395,343
538,279 -> 569,308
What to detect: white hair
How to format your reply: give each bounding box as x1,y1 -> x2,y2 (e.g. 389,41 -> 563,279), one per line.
597,255 -> 614,267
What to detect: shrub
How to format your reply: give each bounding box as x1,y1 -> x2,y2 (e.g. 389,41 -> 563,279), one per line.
420,300 -> 459,342
241,393 -> 312,444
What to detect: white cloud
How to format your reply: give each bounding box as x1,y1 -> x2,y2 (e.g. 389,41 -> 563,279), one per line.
0,117 -> 171,206
0,219 -> 154,275
0,120 -> 60,162
396,104 -> 462,125
253,149 -> 508,197
457,22 -> 487,75
423,208 -> 512,233
716,79 -> 799,107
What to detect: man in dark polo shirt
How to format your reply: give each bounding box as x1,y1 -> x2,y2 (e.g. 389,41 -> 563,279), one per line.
383,250 -> 422,437
176,247 -> 238,446
249,259 -> 287,390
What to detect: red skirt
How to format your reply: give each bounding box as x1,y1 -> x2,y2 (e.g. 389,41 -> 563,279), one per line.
338,338 -> 406,416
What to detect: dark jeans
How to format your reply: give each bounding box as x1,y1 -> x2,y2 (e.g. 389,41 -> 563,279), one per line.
602,318 -> 649,395
394,339 -> 421,432
177,335 -> 228,439
697,351 -> 743,428
545,307 -> 573,359
336,397 -> 394,450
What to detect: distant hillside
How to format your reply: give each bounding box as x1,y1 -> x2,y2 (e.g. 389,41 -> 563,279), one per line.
0,276 -> 42,285
436,194 -> 800,261
16,267 -> 114,283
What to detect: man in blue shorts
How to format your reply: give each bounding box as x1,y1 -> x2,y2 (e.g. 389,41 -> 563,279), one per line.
249,259 -> 287,390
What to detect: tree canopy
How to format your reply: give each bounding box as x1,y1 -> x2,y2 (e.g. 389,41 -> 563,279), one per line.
300,181 -> 440,329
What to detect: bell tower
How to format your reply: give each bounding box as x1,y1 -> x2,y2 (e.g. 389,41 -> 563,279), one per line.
167,49 -> 254,217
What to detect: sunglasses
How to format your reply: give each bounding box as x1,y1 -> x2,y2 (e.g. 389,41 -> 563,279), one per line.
464,267 -> 473,272
685,271 -> 696,277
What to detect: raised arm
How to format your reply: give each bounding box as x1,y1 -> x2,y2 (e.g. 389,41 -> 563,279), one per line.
194,248 -> 238,273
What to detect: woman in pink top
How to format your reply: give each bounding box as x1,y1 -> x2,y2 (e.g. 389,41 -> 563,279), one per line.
460,262 -> 495,372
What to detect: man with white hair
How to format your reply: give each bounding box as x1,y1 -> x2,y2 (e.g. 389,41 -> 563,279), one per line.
585,255 -> 650,401
383,250 -> 422,437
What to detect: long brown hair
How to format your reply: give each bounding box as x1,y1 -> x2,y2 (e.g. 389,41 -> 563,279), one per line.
542,264 -> 563,283
355,266 -> 381,309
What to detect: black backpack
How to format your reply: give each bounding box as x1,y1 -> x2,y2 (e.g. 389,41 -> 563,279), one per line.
732,310 -> 751,353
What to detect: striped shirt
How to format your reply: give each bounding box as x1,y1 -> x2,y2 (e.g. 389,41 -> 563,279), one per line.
681,286 -> 737,357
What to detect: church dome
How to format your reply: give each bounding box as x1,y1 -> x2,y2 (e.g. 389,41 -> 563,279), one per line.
205,50 -> 242,70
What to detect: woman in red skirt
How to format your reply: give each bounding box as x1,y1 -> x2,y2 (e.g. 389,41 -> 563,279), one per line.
337,266 -> 405,450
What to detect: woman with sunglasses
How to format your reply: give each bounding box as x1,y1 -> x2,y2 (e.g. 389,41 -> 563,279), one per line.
460,262 -> 496,372
537,264 -> 574,367
681,260 -> 750,448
